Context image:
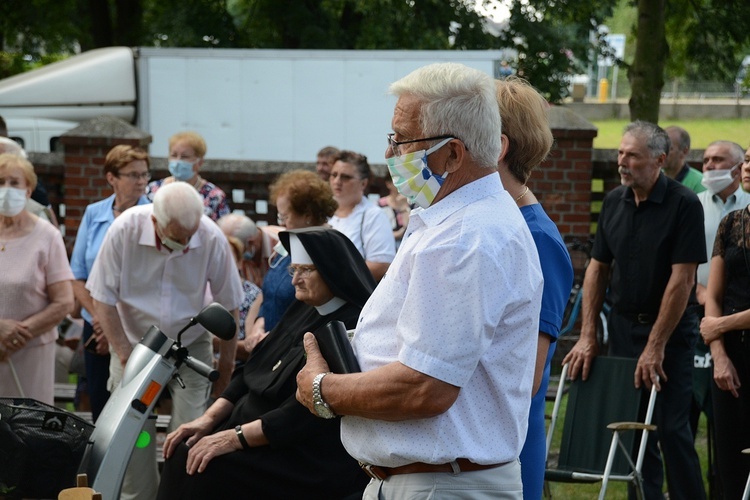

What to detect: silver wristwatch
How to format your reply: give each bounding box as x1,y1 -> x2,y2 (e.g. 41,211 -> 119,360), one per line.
312,372 -> 336,419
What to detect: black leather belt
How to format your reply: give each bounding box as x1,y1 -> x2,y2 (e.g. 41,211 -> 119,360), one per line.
359,458 -> 506,480
619,312 -> 656,324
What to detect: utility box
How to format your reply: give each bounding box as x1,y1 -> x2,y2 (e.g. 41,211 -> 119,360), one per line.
572,84 -> 586,102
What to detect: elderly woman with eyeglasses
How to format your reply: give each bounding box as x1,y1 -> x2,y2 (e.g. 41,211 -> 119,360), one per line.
243,170 -> 338,352
70,144 -> 152,421
328,150 -> 395,281
158,228 -> 374,499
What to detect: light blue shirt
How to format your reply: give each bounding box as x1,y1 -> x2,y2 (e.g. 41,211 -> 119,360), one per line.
697,186 -> 750,287
70,194 -> 150,323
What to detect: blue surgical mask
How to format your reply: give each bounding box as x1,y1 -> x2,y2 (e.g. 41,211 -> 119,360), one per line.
168,160 -> 195,181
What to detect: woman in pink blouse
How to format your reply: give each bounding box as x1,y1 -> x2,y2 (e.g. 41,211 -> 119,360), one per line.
0,153 -> 74,404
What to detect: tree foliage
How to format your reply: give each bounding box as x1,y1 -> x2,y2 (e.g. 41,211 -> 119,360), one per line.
495,1 -> 615,104
3,0 -> 750,120
501,0 -> 750,119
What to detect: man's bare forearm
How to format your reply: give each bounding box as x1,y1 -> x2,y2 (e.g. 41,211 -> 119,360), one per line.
648,263 -> 696,350
93,299 -> 132,363
580,259 -> 609,341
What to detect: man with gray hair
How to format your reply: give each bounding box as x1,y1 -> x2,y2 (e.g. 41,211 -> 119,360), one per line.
565,121 -> 706,499
664,126 -> 705,193
87,181 -> 243,499
296,62 -> 543,498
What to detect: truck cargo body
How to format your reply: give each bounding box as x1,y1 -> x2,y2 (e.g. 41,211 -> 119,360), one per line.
0,47 -> 505,162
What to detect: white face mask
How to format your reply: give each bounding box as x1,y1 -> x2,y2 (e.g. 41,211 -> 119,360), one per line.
0,187 -> 27,217
701,164 -> 739,194
155,222 -> 189,252
385,138 -> 452,209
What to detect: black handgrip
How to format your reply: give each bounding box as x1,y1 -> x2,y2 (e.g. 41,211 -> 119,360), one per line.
183,355 -> 219,381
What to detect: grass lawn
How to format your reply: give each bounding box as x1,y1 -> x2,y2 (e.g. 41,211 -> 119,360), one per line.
544,393 -> 712,499
591,119 -> 750,150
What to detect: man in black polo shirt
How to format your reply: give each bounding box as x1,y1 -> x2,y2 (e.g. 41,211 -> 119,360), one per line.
564,121 -> 706,500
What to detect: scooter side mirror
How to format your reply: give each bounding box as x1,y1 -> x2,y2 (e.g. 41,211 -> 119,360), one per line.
194,302 -> 236,340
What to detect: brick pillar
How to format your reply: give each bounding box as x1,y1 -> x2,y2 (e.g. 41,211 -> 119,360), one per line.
59,115 -> 151,250
528,106 -> 597,243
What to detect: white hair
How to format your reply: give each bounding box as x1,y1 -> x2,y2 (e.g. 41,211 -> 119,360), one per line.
217,213 -> 258,249
389,62 -> 502,169
153,182 -> 204,230
0,137 -> 27,158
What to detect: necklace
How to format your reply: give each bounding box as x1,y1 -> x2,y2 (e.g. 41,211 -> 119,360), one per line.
193,176 -> 203,190
515,186 -> 530,203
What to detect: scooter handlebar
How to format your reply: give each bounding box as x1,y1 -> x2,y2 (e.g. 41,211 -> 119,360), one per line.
183,355 -> 219,382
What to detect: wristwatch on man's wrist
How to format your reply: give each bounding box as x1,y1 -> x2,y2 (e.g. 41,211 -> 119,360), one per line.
312,372 -> 336,419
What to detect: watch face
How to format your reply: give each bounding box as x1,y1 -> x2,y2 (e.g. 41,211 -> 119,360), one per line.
315,401 -> 336,419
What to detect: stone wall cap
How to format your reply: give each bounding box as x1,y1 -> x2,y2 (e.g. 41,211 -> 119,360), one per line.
549,106 -> 598,132
60,115 -> 151,140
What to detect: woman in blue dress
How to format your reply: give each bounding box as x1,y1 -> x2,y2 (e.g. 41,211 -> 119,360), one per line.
496,77 -> 574,499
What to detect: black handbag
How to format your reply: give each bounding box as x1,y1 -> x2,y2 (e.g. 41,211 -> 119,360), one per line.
0,398 -> 94,499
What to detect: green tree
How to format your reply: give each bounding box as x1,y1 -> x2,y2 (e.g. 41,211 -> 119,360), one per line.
627,0 -> 666,123
503,0 -> 750,120
497,1 -> 615,104
0,0 -> 81,77
231,0 -> 491,50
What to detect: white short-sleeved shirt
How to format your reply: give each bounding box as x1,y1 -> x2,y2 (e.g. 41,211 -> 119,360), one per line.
329,196 -> 395,264
86,205 -> 243,346
697,186 -> 750,287
341,173 -> 543,467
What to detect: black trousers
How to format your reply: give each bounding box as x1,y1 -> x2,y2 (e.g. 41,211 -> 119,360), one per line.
711,330 -> 750,499
608,310 -> 706,500
82,320 -> 110,422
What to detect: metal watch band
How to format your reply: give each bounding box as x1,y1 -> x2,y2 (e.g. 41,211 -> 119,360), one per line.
312,372 -> 336,419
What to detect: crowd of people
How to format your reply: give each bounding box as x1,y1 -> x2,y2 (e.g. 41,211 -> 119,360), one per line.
0,60 -> 749,500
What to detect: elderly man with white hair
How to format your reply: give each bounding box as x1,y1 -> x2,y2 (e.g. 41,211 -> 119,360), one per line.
296,62 -> 543,499
87,181 -> 244,499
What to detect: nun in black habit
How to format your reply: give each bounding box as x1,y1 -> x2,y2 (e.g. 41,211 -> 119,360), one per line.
157,227 -> 375,500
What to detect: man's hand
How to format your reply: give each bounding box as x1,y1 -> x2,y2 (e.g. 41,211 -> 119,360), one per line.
634,342 -> 667,391
562,335 -> 599,381
295,333 -> 331,414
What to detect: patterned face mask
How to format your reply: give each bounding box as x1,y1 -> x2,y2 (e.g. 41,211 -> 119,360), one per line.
386,138 -> 452,209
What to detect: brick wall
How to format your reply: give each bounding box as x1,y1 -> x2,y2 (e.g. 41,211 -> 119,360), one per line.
540,107 -> 598,243
33,112 -> 600,253
57,116 -> 152,252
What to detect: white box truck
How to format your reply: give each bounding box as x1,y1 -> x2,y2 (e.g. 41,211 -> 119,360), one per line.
0,47 -> 506,161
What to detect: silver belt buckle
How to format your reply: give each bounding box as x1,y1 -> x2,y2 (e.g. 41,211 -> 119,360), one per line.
359,461 -> 386,480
